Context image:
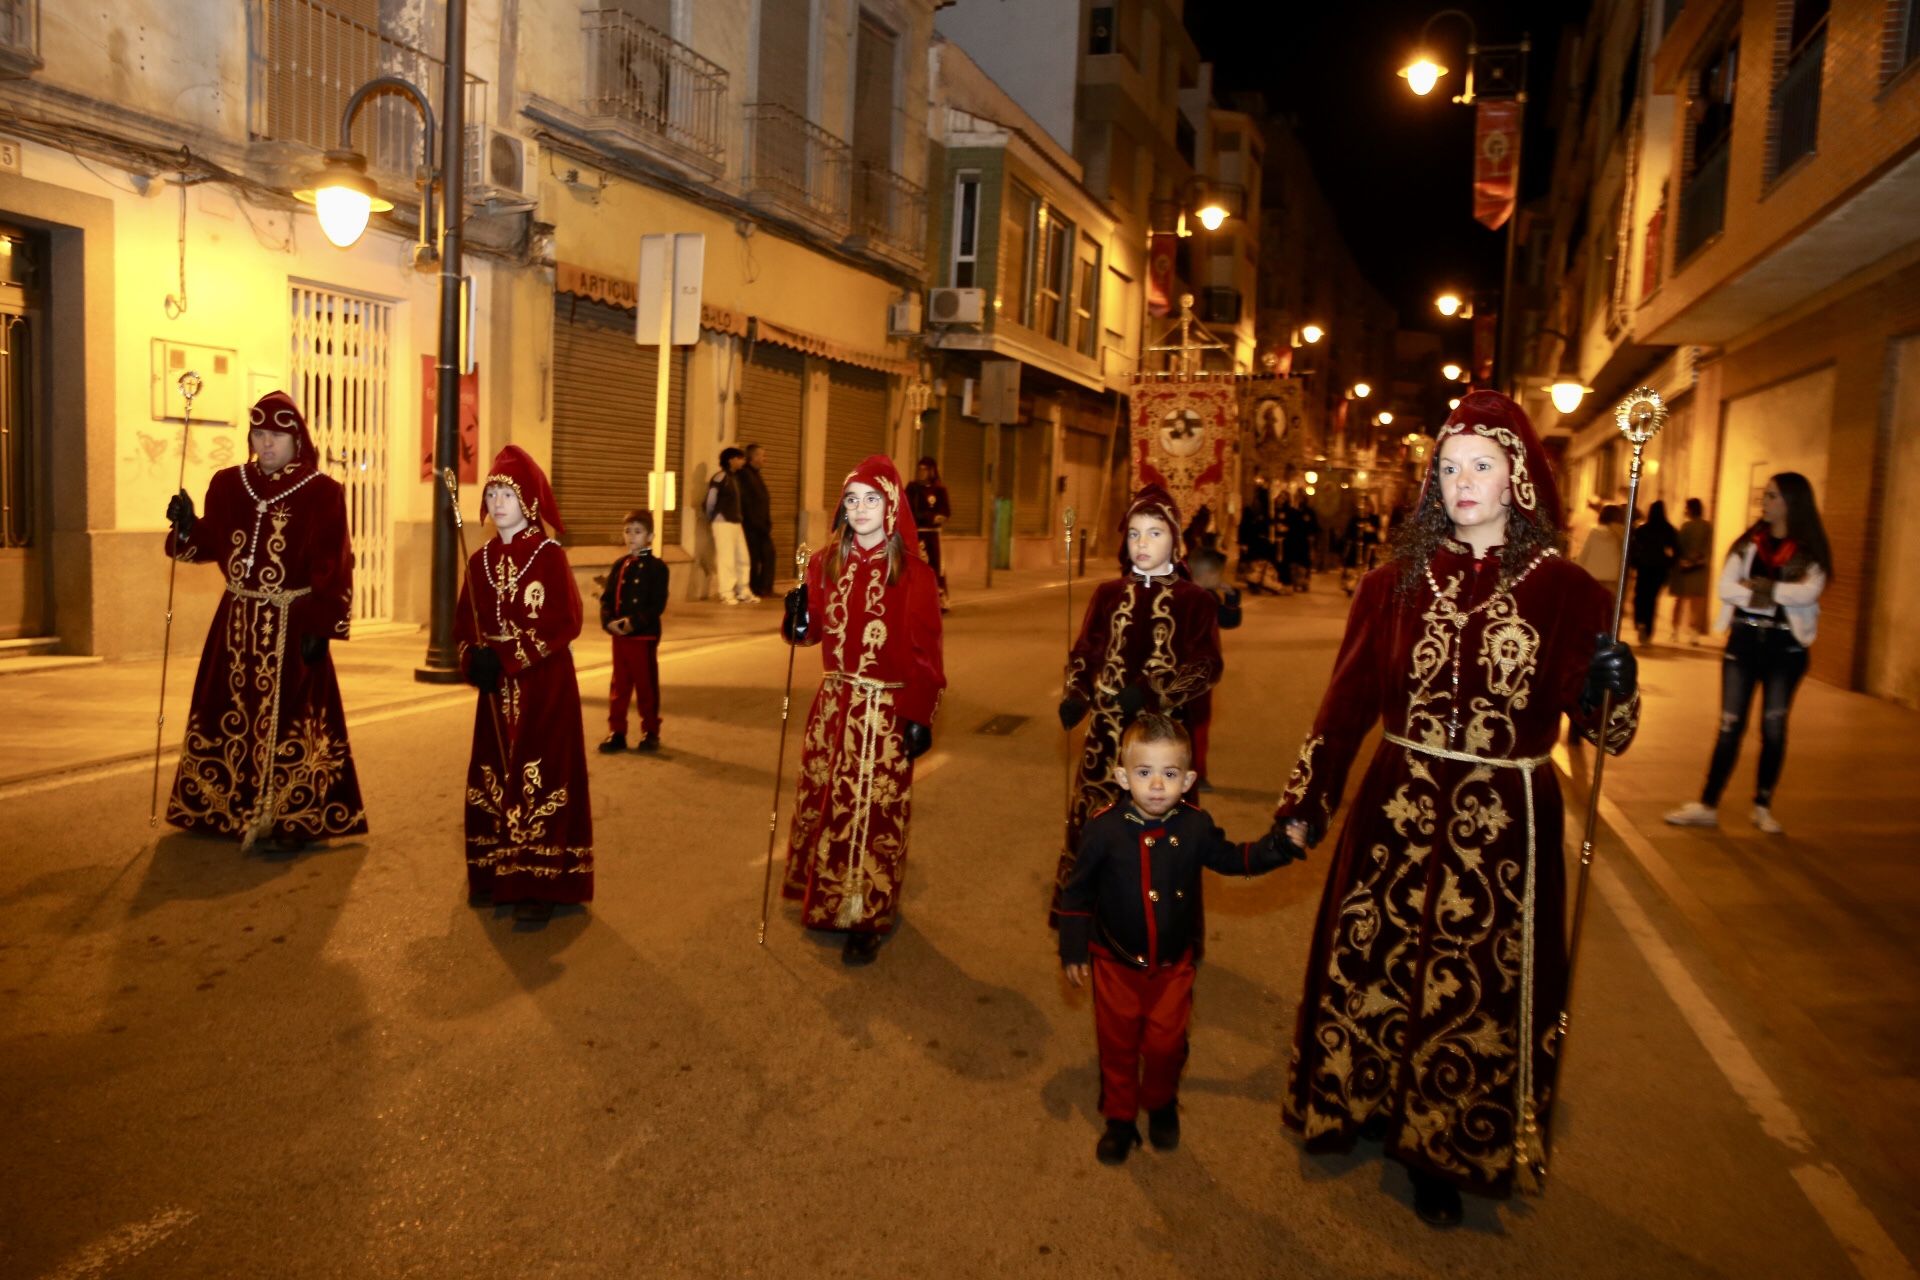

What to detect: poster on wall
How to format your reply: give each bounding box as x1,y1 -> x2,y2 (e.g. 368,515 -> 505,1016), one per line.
1129,380 -> 1238,537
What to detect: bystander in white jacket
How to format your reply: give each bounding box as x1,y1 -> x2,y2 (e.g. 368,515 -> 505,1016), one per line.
1716,542 -> 1826,646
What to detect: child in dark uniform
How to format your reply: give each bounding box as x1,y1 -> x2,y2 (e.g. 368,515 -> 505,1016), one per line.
599,509 -> 670,753
1057,714 -> 1301,1165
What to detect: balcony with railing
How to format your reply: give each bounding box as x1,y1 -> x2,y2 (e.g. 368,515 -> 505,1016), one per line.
741,103 -> 851,238
1675,140 -> 1728,264
1768,26 -> 1824,180
249,0 -> 488,189
579,8 -> 727,177
848,163 -> 926,268
0,0 -> 42,75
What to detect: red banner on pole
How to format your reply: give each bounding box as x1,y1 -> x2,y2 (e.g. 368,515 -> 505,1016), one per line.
420,355 -> 480,483
1473,100 -> 1521,230
1147,233 -> 1176,317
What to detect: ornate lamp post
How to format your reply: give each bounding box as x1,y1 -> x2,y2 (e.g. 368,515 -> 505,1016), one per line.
293,1 -> 471,683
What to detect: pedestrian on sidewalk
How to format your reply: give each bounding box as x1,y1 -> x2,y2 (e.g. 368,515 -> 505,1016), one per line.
1630,500 -> 1679,645
598,509 -> 669,754
704,447 -> 755,604
906,456 -> 952,610
779,455 -> 945,966
1054,485 -> 1222,924
1056,714 -> 1302,1166
1274,391 -> 1639,1228
1576,503 -> 1627,588
1665,473 -> 1830,837
741,443 -> 776,600
1670,497 -> 1714,643
160,390 -> 368,851
457,446 -> 593,922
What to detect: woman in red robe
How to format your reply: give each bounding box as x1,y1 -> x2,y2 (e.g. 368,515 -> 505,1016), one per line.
780,455 -> 945,966
1275,392 -> 1639,1226
456,446 -> 593,921
162,391 -> 367,850
1052,485 -> 1223,921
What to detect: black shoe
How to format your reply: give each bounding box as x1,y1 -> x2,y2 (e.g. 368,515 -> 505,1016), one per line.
467,885 -> 492,908
512,901 -> 554,923
1146,1101 -> 1180,1151
635,733 -> 660,753
1096,1120 -> 1141,1166
841,932 -> 881,966
1410,1169 -> 1463,1227
598,732 -> 628,754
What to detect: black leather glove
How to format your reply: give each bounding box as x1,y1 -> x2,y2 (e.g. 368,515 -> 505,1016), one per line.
1115,682 -> 1150,718
467,646 -> 502,695
781,584 -> 810,644
1264,817 -> 1308,866
1581,633 -> 1638,713
904,720 -> 932,760
166,490 -> 196,537
1217,587 -> 1243,630
300,633 -> 328,665
1057,695 -> 1088,731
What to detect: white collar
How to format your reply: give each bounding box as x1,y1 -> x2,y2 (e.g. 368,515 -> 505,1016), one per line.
1131,562 -> 1176,585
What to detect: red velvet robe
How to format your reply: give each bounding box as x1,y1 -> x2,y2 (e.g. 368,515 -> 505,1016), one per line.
164,460 -> 367,843
456,529 -> 594,903
1277,545 -> 1638,1193
1052,572 -> 1222,917
781,542 -> 945,934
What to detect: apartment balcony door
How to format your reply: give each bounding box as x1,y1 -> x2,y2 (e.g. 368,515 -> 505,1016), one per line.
290,282 -> 395,624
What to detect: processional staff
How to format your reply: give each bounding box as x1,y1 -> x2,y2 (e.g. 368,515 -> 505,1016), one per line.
758,543 -> 812,945
150,371 -> 204,827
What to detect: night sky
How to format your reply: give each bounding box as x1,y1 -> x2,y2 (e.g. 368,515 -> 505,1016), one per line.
1185,0 -> 1590,333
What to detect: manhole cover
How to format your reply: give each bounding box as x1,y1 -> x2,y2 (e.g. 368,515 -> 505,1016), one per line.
975,714 -> 1030,736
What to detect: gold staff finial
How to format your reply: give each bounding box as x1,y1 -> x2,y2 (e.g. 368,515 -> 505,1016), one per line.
1613,387 -> 1668,447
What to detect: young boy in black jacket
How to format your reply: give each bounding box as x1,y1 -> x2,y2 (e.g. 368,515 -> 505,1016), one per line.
1057,713 -> 1301,1165
599,510 -> 670,753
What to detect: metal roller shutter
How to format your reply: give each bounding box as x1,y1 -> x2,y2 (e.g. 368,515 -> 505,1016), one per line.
943,395 -> 986,535
551,295 -> 687,545
740,343 -> 805,576
1014,423 -> 1052,535
824,364 -> 890,500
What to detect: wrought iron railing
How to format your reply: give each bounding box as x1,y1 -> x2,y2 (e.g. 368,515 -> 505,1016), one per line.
1675,141 -> 1728,264
1770,27 -> 1824,179
850,163 -> 926,263
250,0 -> 488,184
742,102 -> 851,234
0,0 -> 41,70
581,8 -> 727,170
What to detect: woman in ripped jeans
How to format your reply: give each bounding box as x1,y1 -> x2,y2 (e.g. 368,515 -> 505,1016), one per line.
1665,472 -> 1831,836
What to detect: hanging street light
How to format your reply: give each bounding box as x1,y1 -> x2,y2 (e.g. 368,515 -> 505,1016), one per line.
1195,203 -> 1228,232
1377,410 -> 1394,425
1300,322 -> 1325,344
1398,56 -> 1447,96
1351,382 -> 1372,399
1449,397 -> 1462,410
1442,361 -> 1464,381
1435,292 -> 1463,317
294,151 -> 394,249
1549,379 -> 1595,414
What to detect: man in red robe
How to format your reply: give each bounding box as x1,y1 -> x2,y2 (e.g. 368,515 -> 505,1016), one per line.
457,445 -> 594,921
162,391 -> 367,850
780,455 -> 945,965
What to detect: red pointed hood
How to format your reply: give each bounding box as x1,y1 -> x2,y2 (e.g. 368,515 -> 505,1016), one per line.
1118,483 -> 1184,573
481,444 -> 566,539
1422,390 -> 1564,532
248,391 -> 318,464
842,454 -> 917,546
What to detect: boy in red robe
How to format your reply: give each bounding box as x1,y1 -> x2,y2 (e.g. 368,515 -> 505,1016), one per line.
1052,485 -> 1222,922
1058,714 -> 1301,1164
457,446 -> 594,921
779,455 -> 945,966
162,391 -> 367,851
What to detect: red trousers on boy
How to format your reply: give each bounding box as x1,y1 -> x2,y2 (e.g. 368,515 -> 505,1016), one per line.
608,634 -> 661,737
1091,946 -> 1195,1121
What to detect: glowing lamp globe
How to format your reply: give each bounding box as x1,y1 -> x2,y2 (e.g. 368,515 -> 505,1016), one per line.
1435,293 -> 1463,317
1352,382 -> 1371,399
1399,58 -> 1446,97
294,151 -> 394,250
1195,204 -> 1228,232
1377,411 -> 1394,426
1549,380 -> 1594,414
1442,362 -> 1464,381
1301,323 -> 1325,345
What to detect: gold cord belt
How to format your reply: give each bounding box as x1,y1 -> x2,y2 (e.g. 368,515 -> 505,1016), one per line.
226,582 -> 313,606
824,672 -> 904,691
1383,730 -> 1552,1189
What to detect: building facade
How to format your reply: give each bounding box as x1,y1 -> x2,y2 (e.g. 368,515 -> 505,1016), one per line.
0,0 -> 934,656
1533,0 -> 1920,702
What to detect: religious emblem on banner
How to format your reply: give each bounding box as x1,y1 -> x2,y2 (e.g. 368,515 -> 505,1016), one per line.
1474,100 -> 1521,230
1130,380 -> 1237,529
1242,377 -> 1306,476
1147,233 -> 1177,317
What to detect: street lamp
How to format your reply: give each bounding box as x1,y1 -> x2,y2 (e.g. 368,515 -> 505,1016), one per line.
1398,57 -> 1447,97
1351,382 -> 1372,399
1435,292 -> 1463,317
1549,379 -> 1594,414
291,7 -> 472,683
1448,396 -> 1462,410
1299,322 -> 1325,345
1377,410 -> 1394,425
1195,203 -> 1228,232
1442,361 -> 1464,381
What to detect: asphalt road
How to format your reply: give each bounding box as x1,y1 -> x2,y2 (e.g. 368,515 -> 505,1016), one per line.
2,582 -> 1914,1278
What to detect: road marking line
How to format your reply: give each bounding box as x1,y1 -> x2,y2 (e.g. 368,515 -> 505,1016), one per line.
39,1207 -> 196,1280
1579,780 -> 1915,1279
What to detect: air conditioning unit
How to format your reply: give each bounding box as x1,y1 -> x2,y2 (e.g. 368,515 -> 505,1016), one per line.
888,293 -> 923,335
927,286 -> 985,325
466,125 -> 535,203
